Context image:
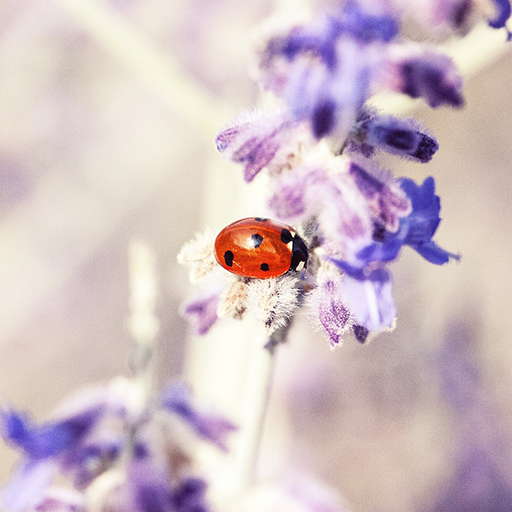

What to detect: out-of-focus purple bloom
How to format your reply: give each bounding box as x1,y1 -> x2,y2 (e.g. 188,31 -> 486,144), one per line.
437,321 -> 481,412
123,455 -> 210,512
385,48 -> 464,108
430,322 -> 512,511
488,0 -> 511,30
350,110 -> 439,163
258,2 -> 398,141
338,1 -> 399,43
35,488 -> 85,512
354,176 -> 459,266
432,447 -> 512,512
171,478 -> 209,512
181,291 -> 220,336
160,383 -> 237,451
1,460 -> 57,512
1,403 -> 107,512
71,439 -> 123,487
1,406 -> 104,460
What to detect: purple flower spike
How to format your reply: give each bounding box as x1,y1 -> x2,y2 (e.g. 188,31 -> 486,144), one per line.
181,290 -> 220,336
389,50 -> 464,108
160,383 -> 237,451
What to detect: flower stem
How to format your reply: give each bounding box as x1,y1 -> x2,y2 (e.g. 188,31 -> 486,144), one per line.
127,241 -> 159,413
234,322 -> 292,491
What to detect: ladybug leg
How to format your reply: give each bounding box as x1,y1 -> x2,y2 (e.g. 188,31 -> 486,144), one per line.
289,235 -> 308,272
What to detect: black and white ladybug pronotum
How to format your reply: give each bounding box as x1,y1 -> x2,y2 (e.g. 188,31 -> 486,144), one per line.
213,217 -> 308,279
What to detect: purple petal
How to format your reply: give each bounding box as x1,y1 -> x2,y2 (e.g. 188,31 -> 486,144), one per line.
352,324 -> 370,343
171,478 -> 209,512
338,1 -> 399,43
181,291 -> 220,336
399,52 -> 464,108
353,177 -> 459,266
349,162 -> 411,232
215,112 -> 301,182
35,489 -> 85,512
385,48 -> 464,108
1,406 -> 104,460
309,279 -> 353,347
360,114 -> 439,163
412,240 -> 460,264
488,0 -> 511,29
160,383 -> 237,451
1,460 -> 57,512
68,438 -> 123,488
339,270 -> 396,332
432,448 -> 512,512
268,166 -> 328,220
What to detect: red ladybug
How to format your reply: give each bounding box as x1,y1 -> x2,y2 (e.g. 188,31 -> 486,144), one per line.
214,217 -> 308,279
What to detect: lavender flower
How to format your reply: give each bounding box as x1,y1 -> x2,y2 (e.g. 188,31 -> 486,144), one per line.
180,289 -> 221,336
160,382 -> 237,451
1,400 -> 108,512
1,380 -> 235,512
180,0 -> 507,343
350,176 -> 460,266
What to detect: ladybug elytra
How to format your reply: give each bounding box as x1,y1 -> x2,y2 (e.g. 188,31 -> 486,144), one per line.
214,217 -> 308,279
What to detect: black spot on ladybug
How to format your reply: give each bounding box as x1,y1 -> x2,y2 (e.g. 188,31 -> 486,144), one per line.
280,228 -> 293,244
254,217 -> 268,222
251,233 -> 263,248
224,250 -> 234,267
260,263 -> 269,271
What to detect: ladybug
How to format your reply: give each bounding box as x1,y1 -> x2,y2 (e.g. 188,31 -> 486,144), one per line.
214,217 -> 308,279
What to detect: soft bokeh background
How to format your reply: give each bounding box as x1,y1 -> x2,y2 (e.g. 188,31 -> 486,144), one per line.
0,1 -> 511,511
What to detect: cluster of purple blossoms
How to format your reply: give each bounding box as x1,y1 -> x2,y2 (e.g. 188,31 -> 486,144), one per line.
0,381 -> 236,512
177,0 -> 512,346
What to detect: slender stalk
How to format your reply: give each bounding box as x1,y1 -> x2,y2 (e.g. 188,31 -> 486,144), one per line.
127,241 -> 159,414
52,0 -> 228,136
234,322 -> 292,492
